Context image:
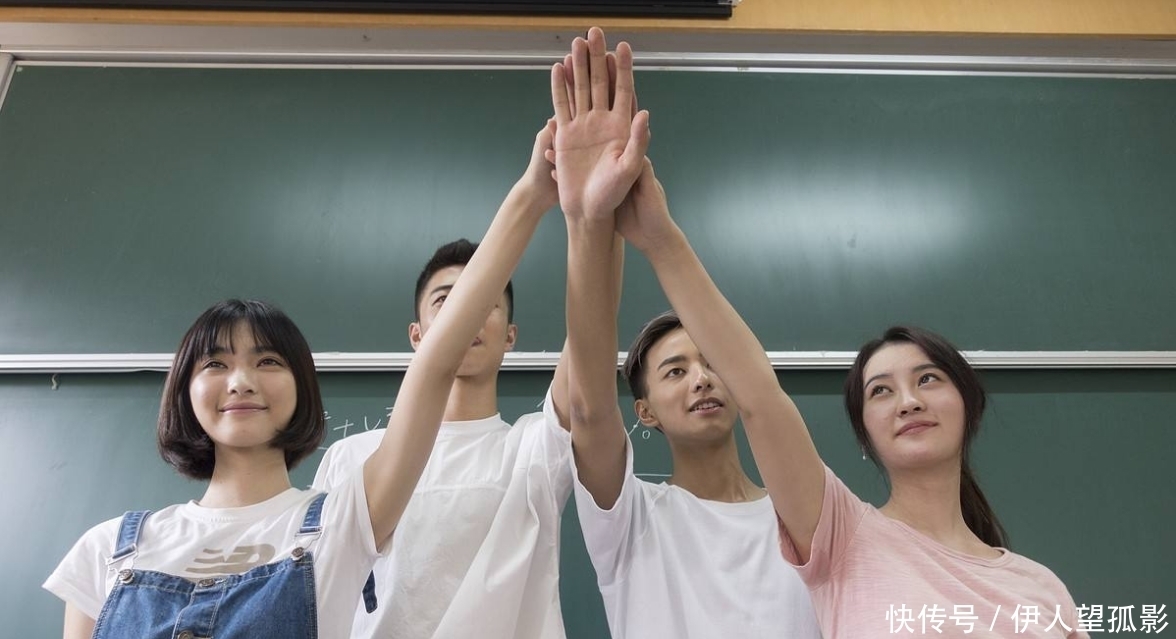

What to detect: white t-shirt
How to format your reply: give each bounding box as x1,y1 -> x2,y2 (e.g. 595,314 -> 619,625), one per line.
571,435 -> 823,639
44,469 -> 382,639
312,405 -> 572,639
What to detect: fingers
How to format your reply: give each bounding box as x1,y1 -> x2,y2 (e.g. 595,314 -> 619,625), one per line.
571,37 -> 591,117
619,110 -> 652,177
588,27 -> 610,111
550,64 -> 572,125
612,41 -> 636,118
562,54 -> 575,119
606,52 -> 617,110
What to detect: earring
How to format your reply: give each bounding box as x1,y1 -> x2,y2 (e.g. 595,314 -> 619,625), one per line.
861,448 -> 868,461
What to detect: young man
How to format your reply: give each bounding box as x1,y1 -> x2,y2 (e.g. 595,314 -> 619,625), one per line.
313,123 -> 574,639
546,28 -> 821,639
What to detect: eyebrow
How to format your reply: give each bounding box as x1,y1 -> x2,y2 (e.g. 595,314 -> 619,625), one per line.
428,284 -> 454,300
656,354 -> 688,370
205,344 -> 278,356
864,363 -> 940,388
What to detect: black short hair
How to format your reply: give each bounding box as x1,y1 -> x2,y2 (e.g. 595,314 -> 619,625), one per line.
414,239 -> 514,322
623,310 -> 684,401
157,299 -> 325,480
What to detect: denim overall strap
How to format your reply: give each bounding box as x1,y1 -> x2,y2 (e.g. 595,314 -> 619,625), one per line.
298,492 -> 328,534
362,572 -> 378,614
298,492 -> 377,613
109,510 -> 151,563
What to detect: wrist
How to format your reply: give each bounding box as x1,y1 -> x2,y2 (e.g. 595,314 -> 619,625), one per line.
506,179 -> 554,219
640,223 -> 688,262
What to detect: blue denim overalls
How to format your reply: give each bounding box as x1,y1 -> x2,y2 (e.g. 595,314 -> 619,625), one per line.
91,493 -> 333,639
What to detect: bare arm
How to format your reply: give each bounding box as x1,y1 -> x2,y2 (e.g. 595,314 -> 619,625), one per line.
63,603 -> 95,639
363,121 -> 558,545
617,160 -> 826,561
551,29 -> 648,507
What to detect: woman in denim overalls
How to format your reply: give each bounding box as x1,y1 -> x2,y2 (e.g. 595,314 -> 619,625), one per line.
45,119 -> 562,639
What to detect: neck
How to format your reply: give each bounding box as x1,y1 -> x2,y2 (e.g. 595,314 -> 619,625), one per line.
881,460 -> 985,550
201,448 -> 293,508
442,372 -> 499,422
666,433 -> 763,503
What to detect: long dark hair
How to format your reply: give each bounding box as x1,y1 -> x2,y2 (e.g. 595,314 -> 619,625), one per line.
844,326 -> 1009,548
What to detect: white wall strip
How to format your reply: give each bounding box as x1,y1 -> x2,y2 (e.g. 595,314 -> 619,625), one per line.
1,350 -> 1174,374
3,23 -> 1176,75
0,53 -> 15,112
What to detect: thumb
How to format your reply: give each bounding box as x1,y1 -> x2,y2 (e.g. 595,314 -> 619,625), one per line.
618,110 -> 651,177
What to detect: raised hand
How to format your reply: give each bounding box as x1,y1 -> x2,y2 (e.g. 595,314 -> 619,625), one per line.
550,27 -> 650,223
520,118 -> 560,213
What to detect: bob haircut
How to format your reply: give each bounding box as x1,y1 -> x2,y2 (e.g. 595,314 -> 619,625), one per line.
157,299 -> 324,480
844,325 -> 1009,548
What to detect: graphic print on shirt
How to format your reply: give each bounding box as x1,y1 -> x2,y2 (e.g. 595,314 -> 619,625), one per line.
187,544 -> 277,574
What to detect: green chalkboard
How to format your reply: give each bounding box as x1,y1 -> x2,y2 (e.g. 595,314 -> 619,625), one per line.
2,64 -> 1175,638
1,66 -> 1174,354
3,370 -> 1174,638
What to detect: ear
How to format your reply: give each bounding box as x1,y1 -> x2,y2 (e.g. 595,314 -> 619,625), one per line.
504,324 -> 518,352
408,322 -> 423,352
634,398 -> 660,429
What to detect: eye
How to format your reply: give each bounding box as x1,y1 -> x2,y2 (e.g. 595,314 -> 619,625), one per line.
200,359 -> 225,370
918,372 -> 941,385
259,356 -> 286,367
664,367 -> 685,379
433,294 -> 448,306
868,384 -> 890,398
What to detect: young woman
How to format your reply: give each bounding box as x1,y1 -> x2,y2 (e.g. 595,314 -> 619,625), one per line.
44,119 -> 559,639
781,327 -> 1087,638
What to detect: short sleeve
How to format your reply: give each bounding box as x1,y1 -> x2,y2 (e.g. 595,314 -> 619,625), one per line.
571,435 -> 647,588
778,465 -> 868,589
313,466 -> 387,613
43,516 -> 122,620
531,384 -> 574,503
312,431 -> 382,492
311,441 -> 338,491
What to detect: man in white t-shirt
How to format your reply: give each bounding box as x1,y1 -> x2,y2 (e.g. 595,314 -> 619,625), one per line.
313,238 -> 574,637
546,29 -> 822,639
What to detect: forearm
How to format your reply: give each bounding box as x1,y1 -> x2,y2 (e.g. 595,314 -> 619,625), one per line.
413,180 -> 546,374
565,220 -> 623,425
551,234 -> 623,431
643,227 -> 782,412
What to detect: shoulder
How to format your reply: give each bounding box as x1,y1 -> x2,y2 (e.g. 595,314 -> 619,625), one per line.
322,429 -> 384,461
1001,549 -> 1072,587
70,514 -> 126,556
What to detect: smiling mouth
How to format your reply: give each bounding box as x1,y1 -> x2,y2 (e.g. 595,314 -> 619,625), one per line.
689,399 -> 724,414
897,421 -> 935,436
221,404 -> 266,412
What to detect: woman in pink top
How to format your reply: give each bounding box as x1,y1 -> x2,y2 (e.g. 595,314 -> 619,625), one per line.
775,326 -> 1087,638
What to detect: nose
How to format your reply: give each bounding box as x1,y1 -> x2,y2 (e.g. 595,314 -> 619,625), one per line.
897,386 -> 924,416
692,366 -> 714,393
227,366 -> 257,395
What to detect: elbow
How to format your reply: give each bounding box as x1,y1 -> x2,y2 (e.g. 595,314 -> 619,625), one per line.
567,394 -> 616,429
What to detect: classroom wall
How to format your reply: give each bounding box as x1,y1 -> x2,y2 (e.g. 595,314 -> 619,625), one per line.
1,35 -> 1174,639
